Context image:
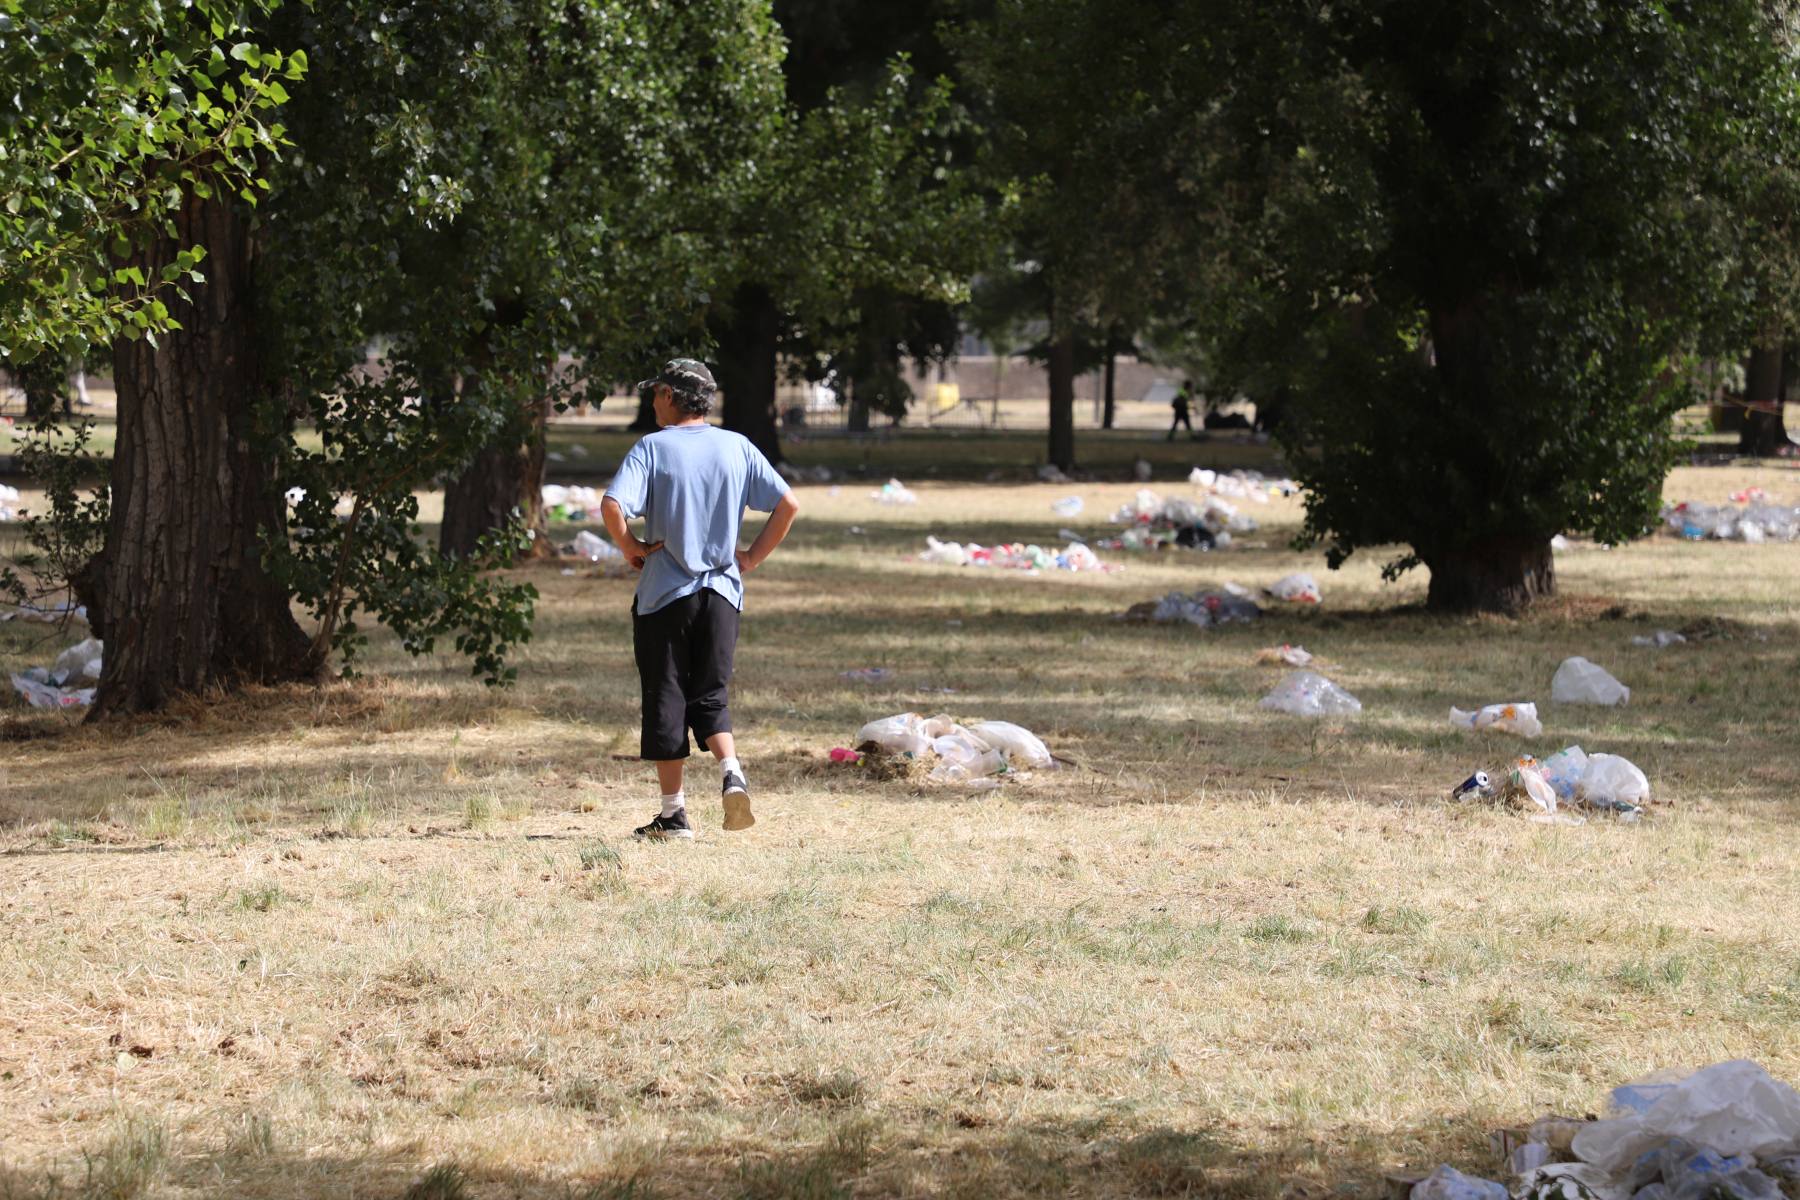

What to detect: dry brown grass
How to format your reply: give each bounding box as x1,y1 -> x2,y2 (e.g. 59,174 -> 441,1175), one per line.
3,459 -> 1800,1198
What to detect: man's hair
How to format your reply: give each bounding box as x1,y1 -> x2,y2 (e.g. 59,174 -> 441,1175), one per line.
671,383 -> 714,417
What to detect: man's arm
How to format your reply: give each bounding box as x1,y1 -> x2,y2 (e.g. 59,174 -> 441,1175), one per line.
601,495 -> 662,571
736,491 -> 800,573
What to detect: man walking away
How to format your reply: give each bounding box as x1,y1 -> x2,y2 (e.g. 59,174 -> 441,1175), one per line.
1168,380 -> 1196,441
601,358 -> 801,839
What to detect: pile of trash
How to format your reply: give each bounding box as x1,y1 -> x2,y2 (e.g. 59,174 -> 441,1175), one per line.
0,600 -> 87,625
919,536 -> 1114,574
0,482 -> 20,522
1123,585 -> 1262,627
1104,488 -> 1256,552
1403,1060 -> 1800,1200
11,637 -> 102,709
1662,495 -> 1800,542
872,479 -> 917,505
541,484 -> 603,522
1452,747 -> 1651,822
847,712 -> 1057,787
1187,467 -> 1299,500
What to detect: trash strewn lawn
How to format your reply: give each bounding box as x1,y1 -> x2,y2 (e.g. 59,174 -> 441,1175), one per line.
1,462 -> 1798,1200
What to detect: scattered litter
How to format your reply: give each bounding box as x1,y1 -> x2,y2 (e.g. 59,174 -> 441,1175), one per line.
839,668 -> 893,684
560,568 -> 576,576
1050,496 -> 1084,517
1504,758 -> 1559,813
0,482 -> 21,521
541,484 -> 605,521
1551,534 -> 1571,551
1662,497 -> 1800,542
1450,702 -> 1543,737
1268,572 -> 1322,604
568,530 -> 623,562
1551,656 -> 1630,706
1104,486 -> 1256,552
10,637 -> 102,709
0,601 -> 87,625
1451,771 -> 1493,801
1260,670 -> 1361,717
1631,631 -> 1687,648
1124,588 -> 1262,628
1579,753 -> 1650,808
1036,464 -> 1070,484
872,478 -> 918,505
1187,467 -> 1298,501
1452,747 -> 1649,820
851,712 -> 1058,786
828,747 -> 862,764
1538,746 -> 1589,800
1411,1164 -> 1509,1200
919,537 -> 1114,574
1255,644 -> 1314,667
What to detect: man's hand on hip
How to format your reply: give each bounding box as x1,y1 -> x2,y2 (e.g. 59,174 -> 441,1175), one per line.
626,539 -> 664,571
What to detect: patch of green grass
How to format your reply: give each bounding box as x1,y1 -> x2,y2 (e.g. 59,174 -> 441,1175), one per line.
78,1115 -> 167,1200
234,885 -> 286,913
1360,905 -> 1432,935
402,1162 -> 469,1200
1244,915 -> 1314,944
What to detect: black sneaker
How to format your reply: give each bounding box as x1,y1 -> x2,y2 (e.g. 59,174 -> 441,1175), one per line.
721,771 -> 755,831
634,809 -> 694,840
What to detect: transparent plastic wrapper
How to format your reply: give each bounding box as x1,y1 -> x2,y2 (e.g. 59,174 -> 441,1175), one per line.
856,713 -> 931,756
931,731 -> 989,765
1539,746 -> 1590,800
1269,572 -> 1322,604
1450,702 -> 1542,737
1255,644 -> 1314,667
1146,590 -> 1262,628
11,672 -> 95,709
1051,496 -> 1084,517
1511,1144 -> 1555,1177
1411,1165 -> 1509,1200
1570,1061 -> 1800,1174
52,637 -> 104,684
570,530 -> 622,561
968,721 -> 1053,769
1654,1145 -> 1783,1200
1631,631 -> 1686,648
1552,657 -> 1631,706
1507,763 -> 1558,814
1579,754 -> 1650,807
1260,671 -> 1361,717
872,478 -> 918,505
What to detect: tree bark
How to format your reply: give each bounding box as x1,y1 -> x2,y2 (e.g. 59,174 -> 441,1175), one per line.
86,193 -> 314,718
846,374 -> 871,433
1101,346 -> 1117,430
1738,333 -> 1788,457
1046,325 -> 1077,472
627,386 -> 659,432
715,283 -> 783,463
439,381 -> 554,561
1424,535 -> 1555,613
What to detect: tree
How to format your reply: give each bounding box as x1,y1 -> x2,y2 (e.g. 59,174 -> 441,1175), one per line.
1196,0 -> 1783,610
957,0 -> 1204,471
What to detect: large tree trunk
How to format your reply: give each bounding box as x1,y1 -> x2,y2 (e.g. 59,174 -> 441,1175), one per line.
86,194 -> 314,719
1738,332 -> 1788,457
846,374 -> 871,433
440,381 -> 554,560
1423,536 -> 1555,613
715,283 -> 782,463
1046,325 -> 1077,472
627,386 -> 659,432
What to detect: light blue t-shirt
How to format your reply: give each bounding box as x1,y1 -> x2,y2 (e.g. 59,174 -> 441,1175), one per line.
604,424 -> 791,615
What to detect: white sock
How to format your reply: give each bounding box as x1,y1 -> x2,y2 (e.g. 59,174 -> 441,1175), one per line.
718,756 -> 742,778
660,792 -> 685,818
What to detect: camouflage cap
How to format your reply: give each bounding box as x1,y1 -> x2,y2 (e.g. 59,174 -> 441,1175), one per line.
637,357 -> 717,403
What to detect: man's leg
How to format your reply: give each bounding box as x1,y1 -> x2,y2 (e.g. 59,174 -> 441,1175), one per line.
685,593 -> 751,830
632,598 -> 695,839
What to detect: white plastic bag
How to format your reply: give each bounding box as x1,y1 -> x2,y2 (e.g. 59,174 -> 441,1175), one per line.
1411,1165 -> 1509,1200
1578,753 -> 1650,806
1259,671 -> 1361,717
1050,496 -> 1084,517
856,713 -> 931,756
968,721 -> 1053,769
1551,656 -> 1630,706
921,537 -> 968,566
52,637 -> 103,684
872,479 -> 918,505
11,672 -> 94,709
1269,572 -> 1322,604
1450,702 -> 1542,737
1510,764 -> 1558,814
1571,1061 -> 1800,1173
1516,1162 -> 1631,1200
571,530 -> 621,561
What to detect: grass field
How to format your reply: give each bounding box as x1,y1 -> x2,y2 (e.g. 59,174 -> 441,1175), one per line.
3,452 -> 1800,1199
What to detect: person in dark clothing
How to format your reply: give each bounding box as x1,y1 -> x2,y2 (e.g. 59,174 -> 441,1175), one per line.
1168,380 -> 1197,441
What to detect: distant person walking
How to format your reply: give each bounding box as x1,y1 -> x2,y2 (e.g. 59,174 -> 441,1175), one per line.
601,358 -> 801,840
1167,380 -> 1197,441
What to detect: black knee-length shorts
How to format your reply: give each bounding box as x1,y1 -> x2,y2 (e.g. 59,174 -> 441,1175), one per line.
633,589 -> 739,760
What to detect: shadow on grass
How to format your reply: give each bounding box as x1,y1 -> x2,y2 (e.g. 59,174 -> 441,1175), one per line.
0,1108 -> 1469,1200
